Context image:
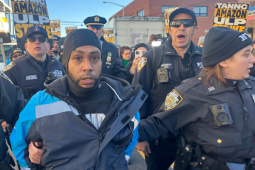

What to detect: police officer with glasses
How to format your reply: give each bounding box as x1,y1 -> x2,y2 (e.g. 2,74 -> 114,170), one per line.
133,7 -> 202,170
139,27 -> 255,170
3,25 -> 66,99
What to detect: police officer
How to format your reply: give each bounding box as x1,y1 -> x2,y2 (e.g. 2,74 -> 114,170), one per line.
139,27 -> 255,170
3,25 -> 66,99
0,71 -> 25,169
57,37 -> 65,63
10,29 -> 144,170
84,15 -> 127,80
133,8 -> 202,170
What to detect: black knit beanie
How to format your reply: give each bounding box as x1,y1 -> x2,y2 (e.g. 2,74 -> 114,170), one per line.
134,43 -> 151,51
62,29 -> 102,71
202,27 -> 252,67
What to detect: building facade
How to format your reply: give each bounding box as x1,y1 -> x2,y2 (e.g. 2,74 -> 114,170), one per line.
109,0 -> 245,44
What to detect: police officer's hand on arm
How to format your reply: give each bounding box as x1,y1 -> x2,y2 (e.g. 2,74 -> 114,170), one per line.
28,141 -> 44,164
135,141 -> 151,157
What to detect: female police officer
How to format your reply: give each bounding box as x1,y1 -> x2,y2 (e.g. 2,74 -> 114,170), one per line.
138,27 -> 255,170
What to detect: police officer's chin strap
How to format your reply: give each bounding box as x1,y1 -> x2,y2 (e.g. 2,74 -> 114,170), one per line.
67,73 -> 101,98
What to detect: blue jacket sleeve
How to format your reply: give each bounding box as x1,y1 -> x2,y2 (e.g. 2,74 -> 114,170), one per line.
125,112 -> 140,158
10,94 -> 38,168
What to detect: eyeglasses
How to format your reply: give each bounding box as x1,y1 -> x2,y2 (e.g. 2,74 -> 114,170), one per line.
169,19 -> 196,28
27,37 -> 47,43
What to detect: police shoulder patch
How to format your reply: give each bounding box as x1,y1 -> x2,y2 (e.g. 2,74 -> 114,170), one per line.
3,61 -> 15,72
0,71 -> 13,84
137,57 -> 147,73
165,89 -> 183,111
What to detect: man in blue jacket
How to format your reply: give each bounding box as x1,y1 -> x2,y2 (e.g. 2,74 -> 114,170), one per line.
10,29 -> 145,169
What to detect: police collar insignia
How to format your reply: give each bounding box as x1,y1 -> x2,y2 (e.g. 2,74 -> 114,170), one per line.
106,52 -> 112,65
3,61 -> 15,72
0,71 -> 12,84
165,89 -> 183,110
34,26 -> 40,31
137,57 -> 147,73
197,62 -> 203,68
208,86 -> 215,91
94,16 -> 99,22
252,94 -> 255,103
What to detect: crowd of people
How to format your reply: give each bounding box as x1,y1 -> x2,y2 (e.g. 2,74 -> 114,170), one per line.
0,7 -> 255,170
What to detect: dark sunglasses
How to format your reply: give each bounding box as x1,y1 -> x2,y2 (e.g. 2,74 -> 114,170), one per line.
170,19 -> 196,28
27,37 -> 47,43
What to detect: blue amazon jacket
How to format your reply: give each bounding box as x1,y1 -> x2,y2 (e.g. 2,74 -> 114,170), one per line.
10,75 -> 147,170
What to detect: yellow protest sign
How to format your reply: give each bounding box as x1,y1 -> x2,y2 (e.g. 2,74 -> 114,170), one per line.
50,20 -> 61,37
11,0 -> 51,51
104,28 -> 114,43
213,3 -> 249,32
164,7 -> 178,34
65,27 -> 77,35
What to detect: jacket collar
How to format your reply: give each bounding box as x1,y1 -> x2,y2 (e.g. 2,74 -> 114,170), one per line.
100,37 -> 110,51
45,74 -> 140,101
205,76 -> 252,96
164,37 -> 202,56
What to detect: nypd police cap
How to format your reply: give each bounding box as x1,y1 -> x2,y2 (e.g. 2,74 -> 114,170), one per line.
25,25 -> 48,39
84,15 -> 107,28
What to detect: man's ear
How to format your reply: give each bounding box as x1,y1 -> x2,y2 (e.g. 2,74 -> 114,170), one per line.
193,26 -> 198,35
24,43 -> 28,50
47,43 -> 50,50
168,27 -> 171,36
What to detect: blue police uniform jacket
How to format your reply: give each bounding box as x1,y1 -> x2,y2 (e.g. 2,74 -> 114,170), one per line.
3,53 -> 66,99
10,75 -> 146,170
101,37 -> 127,80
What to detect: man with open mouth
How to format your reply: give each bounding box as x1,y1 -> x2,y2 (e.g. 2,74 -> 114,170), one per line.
133,7 -> 203,170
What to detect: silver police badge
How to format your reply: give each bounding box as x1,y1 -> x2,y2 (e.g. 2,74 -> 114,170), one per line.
137,57 -> 147,73
252,94 -> 255,103
165,89 -> 183,110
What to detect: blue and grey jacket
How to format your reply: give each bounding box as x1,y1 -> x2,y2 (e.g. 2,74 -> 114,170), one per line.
10,75 -> 147,170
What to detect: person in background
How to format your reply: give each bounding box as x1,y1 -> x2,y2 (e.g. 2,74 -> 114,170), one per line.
133,8 -> 202,170
5,46 -> 24,65
10,47 -> 24,61
198,36 -> 205,47
120,46 -> 131,67
57,37 -> 65,63
84,15 -> 127,80
126,43 -> 150,83
47,35 -> 60,60
3,26 -> 66,99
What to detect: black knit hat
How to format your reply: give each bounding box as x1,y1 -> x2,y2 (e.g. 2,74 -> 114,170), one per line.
134,43 -> 151,51
202,27 -> 252,67
62,29 -> 102,71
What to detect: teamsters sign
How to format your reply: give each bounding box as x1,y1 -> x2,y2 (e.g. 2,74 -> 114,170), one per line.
213,3 -> 249,32
11,0 -> 52,50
